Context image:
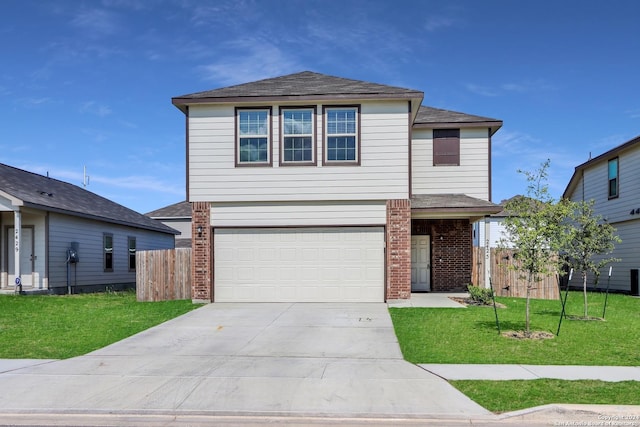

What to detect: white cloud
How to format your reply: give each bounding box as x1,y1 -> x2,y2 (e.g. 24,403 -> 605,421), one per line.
465,83 -> 498,97
80,101 -> 112,117
199,39 -> 302,86
424,16 -> 457,32
71,8 -> 120,37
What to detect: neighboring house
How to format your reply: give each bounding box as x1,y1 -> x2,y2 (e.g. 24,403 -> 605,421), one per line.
472,196 -> 521,248
146,201 -> 192,248
172,71 -> 502,303
563,134 -> 640,295
0,163 -> 178,294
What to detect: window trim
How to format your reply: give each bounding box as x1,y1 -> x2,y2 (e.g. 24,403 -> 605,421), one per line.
103,233 -> 113,272
128,236 -> 136,272
279,106 -> 317,166
608,157 -> 619,199
235,106 -> 273,167
433,128 -> 461,166
322,105 -> 361,166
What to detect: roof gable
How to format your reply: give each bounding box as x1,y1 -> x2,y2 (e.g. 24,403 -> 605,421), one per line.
172,71 -> 424,112
0,163 -> 178,234
414,106 -> 503,135
563,134 -> 640,198
146,200 -> 191,218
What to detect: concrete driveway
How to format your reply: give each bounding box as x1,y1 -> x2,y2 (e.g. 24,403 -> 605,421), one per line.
0,303 -> 490,419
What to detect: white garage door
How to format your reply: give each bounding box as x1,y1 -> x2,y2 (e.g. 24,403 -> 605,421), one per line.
214,227 -> 384,302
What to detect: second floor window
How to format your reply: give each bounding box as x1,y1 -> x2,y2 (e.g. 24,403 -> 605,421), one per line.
282,108 -> 315,164
325,106 -> 359,164
237,108 -> 270,165
608,157 -> 619,198
433,129 -> 460,166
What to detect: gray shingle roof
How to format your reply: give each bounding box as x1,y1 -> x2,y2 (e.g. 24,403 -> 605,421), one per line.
415,106 -> 502,135
411,194 -> 502,214
146,200 -> 191,218
0,163 -> 178,234
173,71 -> 423,104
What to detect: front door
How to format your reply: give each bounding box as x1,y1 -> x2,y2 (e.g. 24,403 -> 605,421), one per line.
411,235 -> 431,292
8,227 -> 34,288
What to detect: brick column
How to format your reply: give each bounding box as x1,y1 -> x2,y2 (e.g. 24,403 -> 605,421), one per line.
191,202 -> 212,303
386,199 -> 411,300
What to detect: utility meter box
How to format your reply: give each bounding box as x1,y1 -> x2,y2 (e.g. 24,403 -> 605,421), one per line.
68,242 -> 79,263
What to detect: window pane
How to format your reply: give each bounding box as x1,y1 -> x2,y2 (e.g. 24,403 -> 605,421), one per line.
104,235 -> 113,271
284,110 -> 312,135
128,238 -> 136,270
327,136 -> 356,161
608,158 -> 619,197
284,136 -> 312,162
327,109 -> 356,135
239,111 -> 268,135
239,137 -> 268,162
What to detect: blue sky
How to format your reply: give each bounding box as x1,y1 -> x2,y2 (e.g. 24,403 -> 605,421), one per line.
2,0 -> 639,213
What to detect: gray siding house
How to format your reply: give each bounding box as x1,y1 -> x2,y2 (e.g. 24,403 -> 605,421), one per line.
563,135 -> 640,294
146,201 -> 192,248
0,163 -> 178,294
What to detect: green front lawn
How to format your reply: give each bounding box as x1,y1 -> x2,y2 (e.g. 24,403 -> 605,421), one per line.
390,292 -> 640,412
0,292 -> 199,359
451,379 -> 640,413
390,292 -> 640,365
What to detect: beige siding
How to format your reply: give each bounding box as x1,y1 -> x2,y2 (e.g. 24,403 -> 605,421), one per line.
188,101 -> 410,202
211,201 -> 387,227
569,146 -> 640,224
411,128 -> 490,200
48,213 -> 174,290
565,144 -> 640,293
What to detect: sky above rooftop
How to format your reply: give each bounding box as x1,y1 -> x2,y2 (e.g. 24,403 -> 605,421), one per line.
1,0 -> 639,213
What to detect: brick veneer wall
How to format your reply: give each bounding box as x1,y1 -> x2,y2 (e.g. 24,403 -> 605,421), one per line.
412,218 -> 472,292
386,199 -> 411,299
191,201 -> 212,302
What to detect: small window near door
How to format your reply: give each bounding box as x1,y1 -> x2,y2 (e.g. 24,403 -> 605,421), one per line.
608,157 -> 619,199
104,233 -> 113,272
128,237 -> 136,271
433,129 -> 460,166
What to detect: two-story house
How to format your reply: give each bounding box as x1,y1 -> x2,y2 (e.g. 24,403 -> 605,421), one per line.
172,71 -> 502,303
563,135 -> 640,295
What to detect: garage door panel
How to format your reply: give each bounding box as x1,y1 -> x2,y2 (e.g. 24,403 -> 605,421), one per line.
214,227 -> 384,302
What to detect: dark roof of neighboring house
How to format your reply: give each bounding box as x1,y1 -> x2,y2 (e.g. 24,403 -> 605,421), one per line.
563,134 -> 640,199
0,163 -> 178,235
146,200 -> 191,219
411,194 -> 502,219
172,71 -> 424,113
414,106 -> 503,135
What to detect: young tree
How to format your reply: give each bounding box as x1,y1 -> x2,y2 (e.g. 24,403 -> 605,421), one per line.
562,199 -> 621,317
500,160 -> 571,335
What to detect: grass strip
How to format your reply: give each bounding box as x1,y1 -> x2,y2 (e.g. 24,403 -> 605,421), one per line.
0,292 -> 199,359
390,292 -> 640,366
451,379 -> 640,413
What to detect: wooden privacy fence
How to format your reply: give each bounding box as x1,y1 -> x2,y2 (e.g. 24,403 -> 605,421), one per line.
472,247 -> 559,300
136,248 -> 191,301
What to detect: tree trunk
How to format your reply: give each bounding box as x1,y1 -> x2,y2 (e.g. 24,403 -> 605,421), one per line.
526,273 -> 531,336
583,271 -> 588,317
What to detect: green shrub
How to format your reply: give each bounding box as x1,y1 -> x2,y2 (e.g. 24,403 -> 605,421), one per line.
467,284 -> 494,305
